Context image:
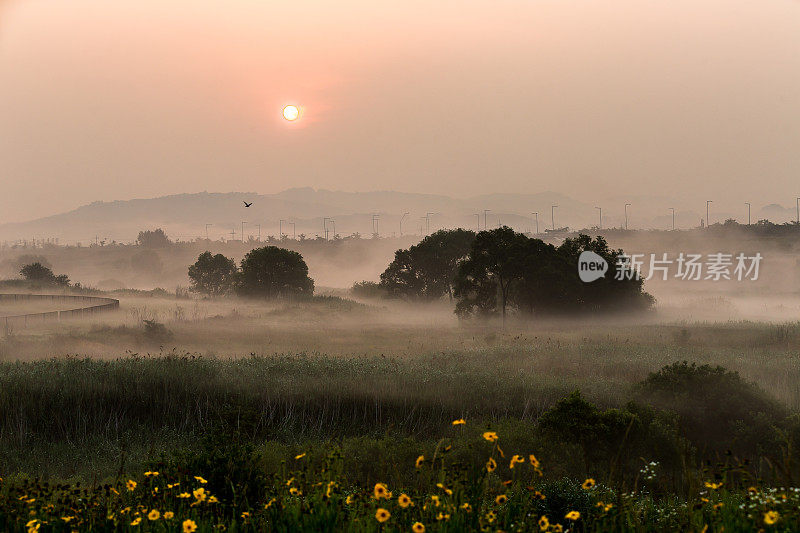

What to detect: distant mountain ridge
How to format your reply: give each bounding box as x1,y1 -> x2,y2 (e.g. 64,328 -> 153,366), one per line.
0,188 -> 794,244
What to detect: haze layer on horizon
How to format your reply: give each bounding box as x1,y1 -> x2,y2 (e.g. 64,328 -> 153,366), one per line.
1,0 -> 799,224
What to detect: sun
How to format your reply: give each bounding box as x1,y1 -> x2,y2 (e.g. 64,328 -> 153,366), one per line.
282,105 -> 300,121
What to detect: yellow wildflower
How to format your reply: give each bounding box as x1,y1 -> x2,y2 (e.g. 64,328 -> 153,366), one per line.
326,481 -> 336,498
412,523 -> 425,533
415,455 -> 425,468
486,457 -> 497,472
131,517 -> 142,526
194,476 -> 208,484
295,453 -> 306,460
373,483 -> 391,500
375,508 -> 391,523
148,510 -> 160,520
177,492 -> 191,499
704,481 -> 722,490
495,494 -> 508,505
398,493 -> 413,508
565,511 -> 580,520
289,487 -> 302,496
452,419 -> 466,425
529,454 -> 540,468
538,516 -> 550,531
164,512 -> 174,519
193,487 -> 207,502
183,519 -> 198,533
144,471 -> 159,477
482,431 -> 499,442
582,478 -> 596,490
462,502 -> 472,512
764,511 -> 779,525
126,480 -> 137,491
509,454 -> 525,469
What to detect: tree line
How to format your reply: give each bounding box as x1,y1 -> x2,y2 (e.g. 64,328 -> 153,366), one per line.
188,247 -> 314,298
377,228 -> 652,318
188,228 -> 652,317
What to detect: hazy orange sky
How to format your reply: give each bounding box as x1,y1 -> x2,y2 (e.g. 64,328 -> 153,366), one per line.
1,0 -> 799,223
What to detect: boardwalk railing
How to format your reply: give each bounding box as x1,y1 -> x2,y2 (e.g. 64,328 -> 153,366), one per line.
1,294 -> 120,332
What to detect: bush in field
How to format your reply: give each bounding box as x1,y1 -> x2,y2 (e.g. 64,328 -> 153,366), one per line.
380,229 -> 475,301
188,251 -> 237,296
537,391 -> 685,487
237,246 -> 314,298
19,262 -> 70,286
634,362 -> 788,458
142,319 -> 173,343
351,280 -> 386,299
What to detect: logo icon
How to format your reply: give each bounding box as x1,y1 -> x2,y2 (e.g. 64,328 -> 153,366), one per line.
578,251 -> 608,282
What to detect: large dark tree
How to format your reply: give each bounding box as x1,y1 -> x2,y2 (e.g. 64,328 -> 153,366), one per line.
454,229 -> 653,320
188,251 -> 237,296
453,227 -> 528,320
237,246 -> 314,298
556,234 -> 653,312
380,229 -> 475,301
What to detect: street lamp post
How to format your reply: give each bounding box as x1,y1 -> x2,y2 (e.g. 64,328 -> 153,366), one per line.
796,198 -> 799,225
624,203 -> 631,230
400,212 -> 409,236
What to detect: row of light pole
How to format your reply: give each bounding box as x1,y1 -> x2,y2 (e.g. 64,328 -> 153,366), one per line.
210,200 -> 794,242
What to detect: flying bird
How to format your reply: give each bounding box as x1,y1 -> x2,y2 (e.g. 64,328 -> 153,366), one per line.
243,201 -> 252,207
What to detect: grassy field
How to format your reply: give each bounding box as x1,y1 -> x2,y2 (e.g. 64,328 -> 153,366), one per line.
2,295 -> 800,530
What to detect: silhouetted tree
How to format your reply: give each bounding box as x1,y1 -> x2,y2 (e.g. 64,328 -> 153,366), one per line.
380,229 -> 475,301
19,262 -> 70,286
557,234 -> 653,313
454,229 -> 653,320
453,227 -> 527,320
137,228 -> 171,248
188,252 -> 237,296
237,246 -> 314,298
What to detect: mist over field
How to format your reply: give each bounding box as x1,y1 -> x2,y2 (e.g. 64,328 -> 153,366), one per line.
3,0 -> 800,531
